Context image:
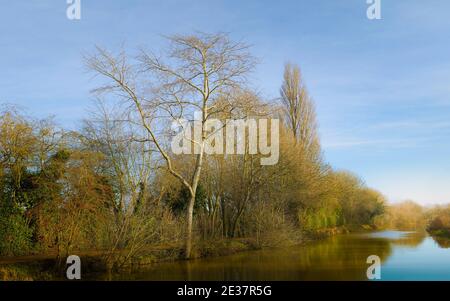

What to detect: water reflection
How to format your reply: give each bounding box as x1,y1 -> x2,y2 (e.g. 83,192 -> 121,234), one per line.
363,231 -> 426,247
380,233 -> 450,281
102,231 -> 449,281
432,236 -> 450,248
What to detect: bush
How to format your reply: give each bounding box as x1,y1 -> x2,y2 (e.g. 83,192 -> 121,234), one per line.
0,206 -> 33,256
243,202 -> 299,248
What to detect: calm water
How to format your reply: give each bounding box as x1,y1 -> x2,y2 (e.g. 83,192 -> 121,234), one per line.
103,231 -> 450,281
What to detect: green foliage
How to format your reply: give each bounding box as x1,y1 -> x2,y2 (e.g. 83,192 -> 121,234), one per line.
299,207 -> 341,232
0,205 -> 33,256
426,205 -> 450,238
166,184 -> 207,215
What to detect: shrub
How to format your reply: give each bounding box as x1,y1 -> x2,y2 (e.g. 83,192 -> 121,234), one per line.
0,206 -> 33,256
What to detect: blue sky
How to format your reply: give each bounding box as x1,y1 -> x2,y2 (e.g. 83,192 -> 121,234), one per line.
1,0 -> 450,205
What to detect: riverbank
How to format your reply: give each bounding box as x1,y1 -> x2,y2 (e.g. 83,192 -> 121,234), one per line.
18,230 -> 450,281
0,237 -> 292,280
426,228 -> 450,248
0,225 -> 380,280
104,231 -> 450,281
428,229 -> 450,239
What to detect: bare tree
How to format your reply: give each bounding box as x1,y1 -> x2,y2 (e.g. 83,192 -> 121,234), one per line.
280,63 -> 319,157
82,100 -> 162,269
85,33 -> 256,258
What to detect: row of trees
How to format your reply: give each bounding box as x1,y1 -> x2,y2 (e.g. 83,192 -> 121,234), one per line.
374,201 -> 426,230
374,200 -> 450,237
0,33 -> 386,266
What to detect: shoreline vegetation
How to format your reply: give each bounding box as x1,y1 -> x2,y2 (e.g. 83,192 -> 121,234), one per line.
1,221 -> 448,280
1,224 -> 448,281
1,33 -> 449,281
0,225 -> 366,280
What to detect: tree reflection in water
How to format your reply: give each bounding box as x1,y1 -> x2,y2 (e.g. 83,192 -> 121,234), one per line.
105,231 -> 441,281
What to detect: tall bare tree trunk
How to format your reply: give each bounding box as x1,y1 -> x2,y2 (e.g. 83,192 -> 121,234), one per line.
185,148 -> 204,258
185,193 -> 196,259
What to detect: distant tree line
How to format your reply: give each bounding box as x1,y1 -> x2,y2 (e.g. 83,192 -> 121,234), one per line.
374,200 -> 450,238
